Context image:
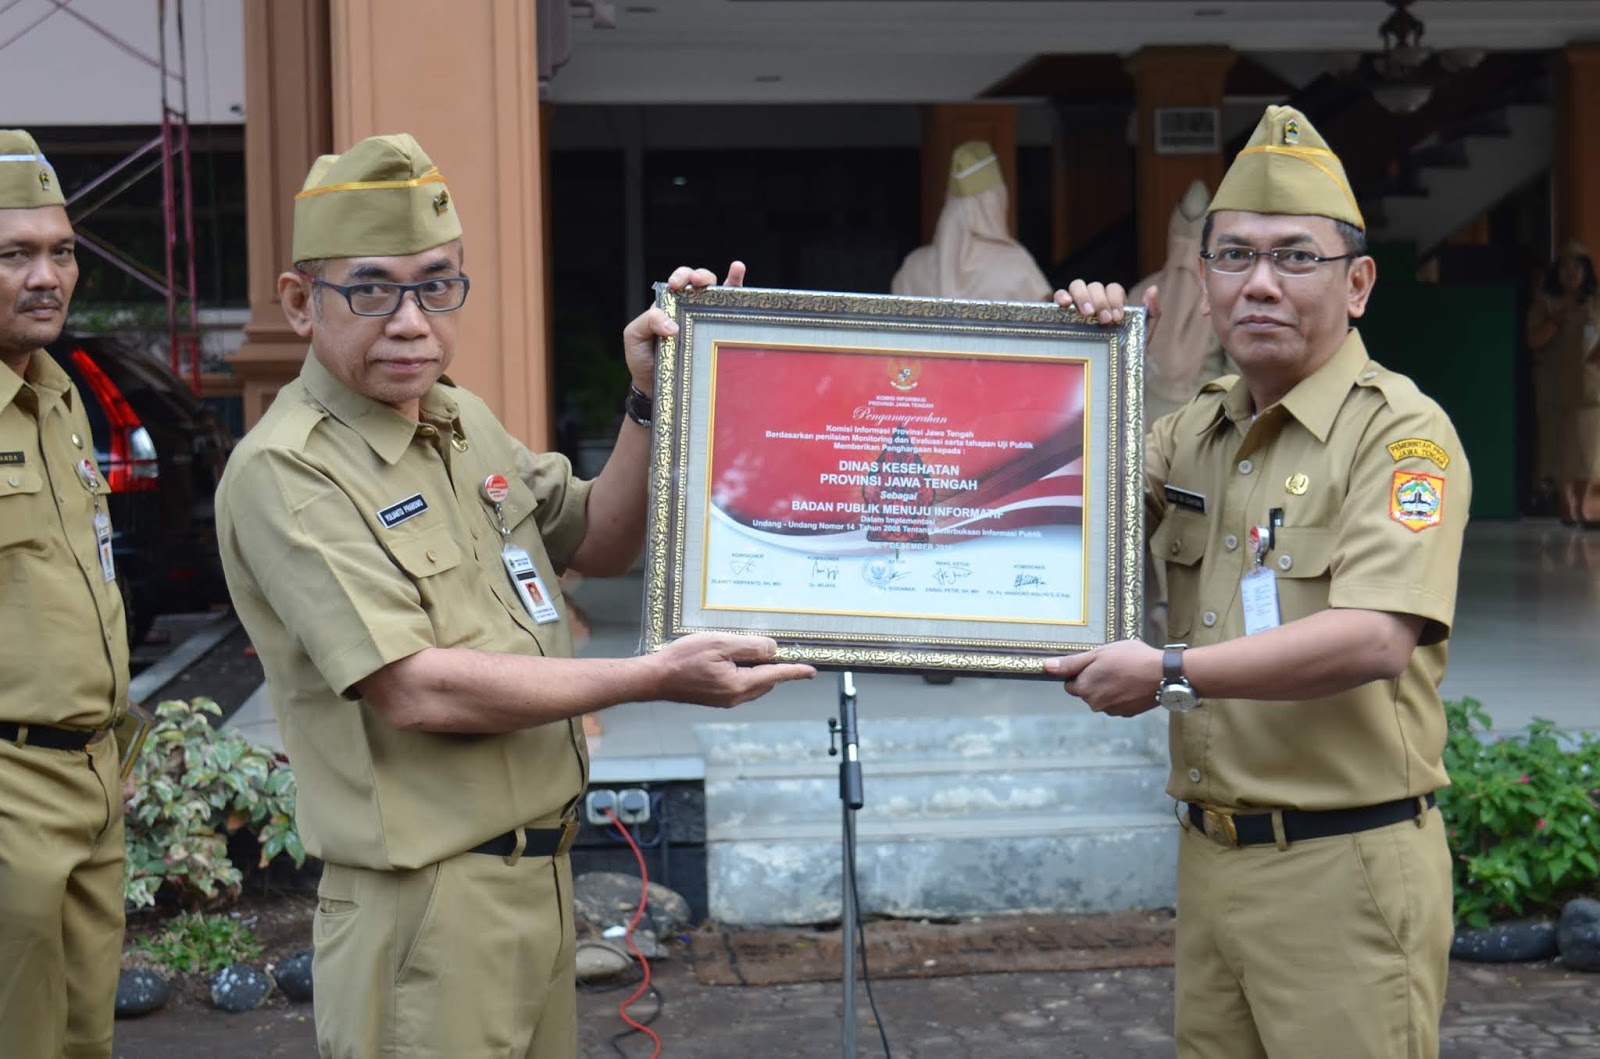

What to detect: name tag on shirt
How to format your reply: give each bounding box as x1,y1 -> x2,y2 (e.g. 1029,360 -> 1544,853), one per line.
1164,485 -> 1207,515
377,493 -> 429,529
1240,567 -> 1279,635
501,544 -> 560,624
94,510 -> 115,582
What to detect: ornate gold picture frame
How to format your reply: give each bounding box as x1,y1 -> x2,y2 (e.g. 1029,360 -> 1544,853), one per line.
641,285 -> 1145,677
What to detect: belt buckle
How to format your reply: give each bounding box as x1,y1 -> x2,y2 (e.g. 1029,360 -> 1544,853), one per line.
555,816 -> 579,857
1202,806 -> 1239,848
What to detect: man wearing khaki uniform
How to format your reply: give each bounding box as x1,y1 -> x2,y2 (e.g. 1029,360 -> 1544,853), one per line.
0,130 -> 129,1058
215,134 -> 813,1058
1050,106 -> 1469,1057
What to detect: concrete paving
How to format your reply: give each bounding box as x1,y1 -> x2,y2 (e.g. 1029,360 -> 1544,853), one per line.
109,955 -> 1600,1058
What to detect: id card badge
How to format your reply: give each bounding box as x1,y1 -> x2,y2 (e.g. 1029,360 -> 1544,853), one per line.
1240,566 -> 1280,635
94,510 -> 115,583
501,544 -> 560,624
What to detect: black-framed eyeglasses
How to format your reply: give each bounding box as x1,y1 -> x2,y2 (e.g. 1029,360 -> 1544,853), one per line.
1201,247 -> 1355,278
302,273 -> 471,316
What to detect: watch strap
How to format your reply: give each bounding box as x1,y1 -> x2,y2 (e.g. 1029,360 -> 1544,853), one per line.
624,384 -> 653,427
1162,643 -> 1186,684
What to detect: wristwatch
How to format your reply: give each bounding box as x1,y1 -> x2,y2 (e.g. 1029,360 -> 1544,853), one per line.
1156,643 -> 1201,713
623,384 -> 653,427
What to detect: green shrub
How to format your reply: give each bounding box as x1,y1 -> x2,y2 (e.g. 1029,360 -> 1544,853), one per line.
127,911 -> 263,976
124,698 -> 305,909
1439,698 -> 1600,928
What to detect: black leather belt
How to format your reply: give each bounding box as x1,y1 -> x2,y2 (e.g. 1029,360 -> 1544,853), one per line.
0,721 -> 102,752
468,818 -> 579,859
1186,793 -> 1436,848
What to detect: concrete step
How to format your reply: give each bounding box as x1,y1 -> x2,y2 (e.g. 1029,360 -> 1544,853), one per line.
697,713 -> 1165,773
707,810 -> 1178,925
705,759 -> 1170,834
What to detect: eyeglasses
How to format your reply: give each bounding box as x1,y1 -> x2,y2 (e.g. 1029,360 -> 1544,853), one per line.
1201,247 -> 1355,278
303,273 -> 471,316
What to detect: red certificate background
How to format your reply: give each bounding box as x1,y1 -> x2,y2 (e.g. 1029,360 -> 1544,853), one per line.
709,345 -> 1086,539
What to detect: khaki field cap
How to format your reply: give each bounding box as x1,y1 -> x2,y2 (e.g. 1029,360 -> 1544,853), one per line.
0,129 -> 65,209
949,141 -> 1003,198
292,133 -> 461,261
1208,105 -> 1365,231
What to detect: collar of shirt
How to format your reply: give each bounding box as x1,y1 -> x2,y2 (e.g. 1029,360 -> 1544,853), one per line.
299,351 -> 463,465
1200,328 -> 1370,443
1,348 -> 74,415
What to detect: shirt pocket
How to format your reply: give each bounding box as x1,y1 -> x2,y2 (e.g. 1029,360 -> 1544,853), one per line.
0,467 -> 44,553
1150,510 -> 1208,639
386,529 -> 496,649
1268,526 -> 1335,625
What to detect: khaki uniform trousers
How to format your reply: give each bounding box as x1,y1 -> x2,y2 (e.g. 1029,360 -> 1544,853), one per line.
313,846 -> 578,1059
1175,806 -> 1453,1059
0,734 -> 125,1059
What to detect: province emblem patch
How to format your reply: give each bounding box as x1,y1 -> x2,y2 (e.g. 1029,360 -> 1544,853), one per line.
1390,470 -> 1444,532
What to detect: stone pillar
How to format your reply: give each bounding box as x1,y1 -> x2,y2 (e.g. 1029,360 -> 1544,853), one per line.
921,103 -> 1018,242
329,0 -> 552,448
231,0 -> 332,428
1128,46 -> 1235,277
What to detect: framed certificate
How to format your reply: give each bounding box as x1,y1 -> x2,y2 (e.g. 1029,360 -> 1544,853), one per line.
641,285 -> 1145,677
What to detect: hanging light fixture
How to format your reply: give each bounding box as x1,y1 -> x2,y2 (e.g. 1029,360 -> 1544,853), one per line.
1368,0 -> 1434,114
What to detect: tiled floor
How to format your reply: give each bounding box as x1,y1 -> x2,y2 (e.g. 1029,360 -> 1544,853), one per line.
225,519 -> 1600,776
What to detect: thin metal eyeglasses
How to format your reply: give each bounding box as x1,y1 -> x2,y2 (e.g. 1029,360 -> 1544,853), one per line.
1200,247 -> 1355,278
301,273 -> 471,316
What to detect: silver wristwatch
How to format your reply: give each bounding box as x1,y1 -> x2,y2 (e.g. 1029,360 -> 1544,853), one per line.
1156,643 -> 1201,713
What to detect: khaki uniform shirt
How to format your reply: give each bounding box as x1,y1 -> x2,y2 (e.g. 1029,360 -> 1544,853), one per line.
0,350 -> 128,729
1146,330 -> 1470,811
216,355 -> 593,870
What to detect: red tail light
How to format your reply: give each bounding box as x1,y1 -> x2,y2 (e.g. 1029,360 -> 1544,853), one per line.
69,347 -> 159,493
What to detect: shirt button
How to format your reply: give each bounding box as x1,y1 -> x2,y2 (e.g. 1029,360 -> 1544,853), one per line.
1188,768 -> 1202,783
1224,534 -> 1238,551
425,550 -> 439,563
1277,554 -> 1293,571
1170,540 -> 1182,555
1202,611 -> 1218,627
1361,370 -> 1377,381
418,426 -> 437,437
1238,459 -> 1254,475
6,475 -> 17,487
71,433 -> 82,447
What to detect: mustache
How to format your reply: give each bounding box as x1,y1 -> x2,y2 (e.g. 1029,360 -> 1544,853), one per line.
17,295 -> 62,311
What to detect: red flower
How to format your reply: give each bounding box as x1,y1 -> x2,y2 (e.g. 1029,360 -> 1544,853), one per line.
1518,774 -> 1530,783
1536,819 -> 1547,831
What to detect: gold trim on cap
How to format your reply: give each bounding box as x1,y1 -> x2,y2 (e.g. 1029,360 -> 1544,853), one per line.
295,166 -> 448,200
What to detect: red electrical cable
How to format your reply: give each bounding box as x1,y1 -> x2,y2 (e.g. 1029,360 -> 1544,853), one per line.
604,808 -> 662,1059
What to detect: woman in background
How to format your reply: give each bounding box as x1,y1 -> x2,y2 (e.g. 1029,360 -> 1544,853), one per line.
1527,240 -> 1600,526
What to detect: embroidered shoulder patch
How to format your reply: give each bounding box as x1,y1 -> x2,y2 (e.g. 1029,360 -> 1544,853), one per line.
1386,438 -> 1449,469
1390,470 -> 1444,532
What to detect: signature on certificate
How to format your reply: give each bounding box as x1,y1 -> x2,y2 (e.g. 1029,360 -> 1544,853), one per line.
862,557 -> 908,588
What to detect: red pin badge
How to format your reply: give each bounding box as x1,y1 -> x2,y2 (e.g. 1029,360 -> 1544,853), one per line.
481,474 -> 510,504
77,458 -> 99,489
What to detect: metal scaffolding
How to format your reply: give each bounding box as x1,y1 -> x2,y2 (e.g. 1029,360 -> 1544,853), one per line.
0,1 -> 202,392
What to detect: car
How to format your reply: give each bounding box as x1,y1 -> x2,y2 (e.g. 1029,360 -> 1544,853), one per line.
52,333 -> 234,647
